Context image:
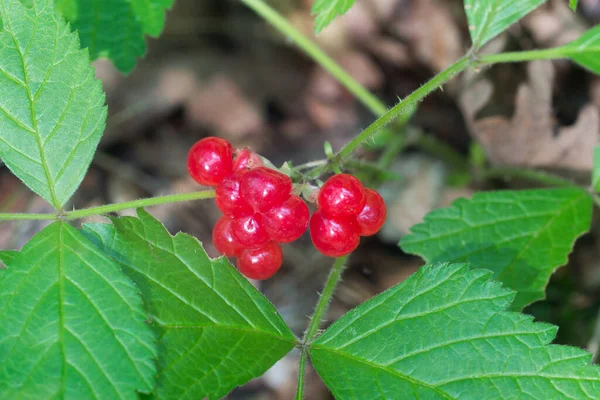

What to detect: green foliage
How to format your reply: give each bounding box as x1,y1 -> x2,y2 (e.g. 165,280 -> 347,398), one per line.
570,0 -> 578,11
83,210 -> 296,400
0,222 -> 156,398
559,25 -> 600,74
0,0 -> 107,210
464,0 -> 547,49
55,0 -> 175,73
311,0 -> 355,33
401,189 -> 592,310
594,146 -> 600,192
310,263 -> 600,399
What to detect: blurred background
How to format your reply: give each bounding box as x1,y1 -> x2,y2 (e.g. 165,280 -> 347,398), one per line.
2,0 -> 600,397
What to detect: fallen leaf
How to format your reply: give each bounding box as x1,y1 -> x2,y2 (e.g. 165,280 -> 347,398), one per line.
524,0 -> 588,47
390,0 -> 462,72
186,75 -> 264,139
460,60 -> 600,170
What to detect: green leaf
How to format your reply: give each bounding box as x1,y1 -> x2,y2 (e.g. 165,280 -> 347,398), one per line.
558,25 -> 600,74
400,188 -> 592,310
311,0 -> 356,34
0,0 -> 107,210
570,0 -> 578,11
464,0 -> 547,49
0,221 -> 156,398
55,0 -> 175,73
310,263 -> 600,399
593,146 -> 600,192
82,209 -> 296,400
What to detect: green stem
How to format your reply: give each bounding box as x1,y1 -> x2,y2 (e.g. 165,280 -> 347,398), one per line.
64,190 -> 216,220
0,190 -> 216,222
0,212 -> 57,221
478,167 -> 577,187
295,255 -> 348,398
294,350 -> 308,400
479,48 -> 568,64
334,56 -> 471,163
303,256 -> 348,344
241,0 -> 386,116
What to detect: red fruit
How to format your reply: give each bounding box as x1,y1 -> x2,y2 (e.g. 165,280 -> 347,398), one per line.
212,216 -> 243,257
187,137 -> 233,186
233,148 -> 263,172
231,214 -> 270,247
215,172 -> 253,217
240,167 -> 293,212
356,189 -> 387,236
309,209 -> 360,257
318,174 -> 366,218
262,195 -> 310,243
237,242 -> 283,280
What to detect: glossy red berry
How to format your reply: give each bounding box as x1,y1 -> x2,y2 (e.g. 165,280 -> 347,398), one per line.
215,172 -> 253,217
212,216 -> 243,257
237,242 -> 283,280
356,189 -> 387,236
309,209 -> 360,257
231,213 -> 270,247
262,195 -> 310,243
233,148 -> 263,172
318,174 -> 366,218
187,137 -> 233,186
241,167 -> 293,212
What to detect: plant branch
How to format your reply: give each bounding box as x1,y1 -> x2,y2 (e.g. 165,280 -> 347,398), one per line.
333,56 -> 471,165
241,0 -> 467,169
294,350 -> 308,400
479,48 -> 569,65
0,212 -> 57,221
0,190 -> 216,222
241,0 -> 386,116
295,255 -> 348,398
64,190 -> 216,220
302,255 -> 349,344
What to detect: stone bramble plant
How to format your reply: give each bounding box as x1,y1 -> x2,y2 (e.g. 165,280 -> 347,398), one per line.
1,0 -> 600,398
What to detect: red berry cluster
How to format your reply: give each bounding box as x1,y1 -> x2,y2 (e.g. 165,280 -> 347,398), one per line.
187,137 -> 387,280
187,137 -> 309,280
309,174 -> 386,257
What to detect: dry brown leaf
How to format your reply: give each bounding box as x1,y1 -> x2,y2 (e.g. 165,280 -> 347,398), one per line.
460,61 -> 600,170
185,75 -> 264,139
524,0 -> 587,47
390,0 -> 462,72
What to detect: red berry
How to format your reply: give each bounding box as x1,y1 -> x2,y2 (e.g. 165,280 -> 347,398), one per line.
309,209 -> 359,257
241,167 -> 293,212
212,216 -> 243,257
233,148 -> 263,172
187,137 -> 233,186
262,195 -> 310,243
231,213 -> 270,247
237,242 -> 283,280
356,189 -> 387,236
318,174 -> 366,218
215,172 -> 253,217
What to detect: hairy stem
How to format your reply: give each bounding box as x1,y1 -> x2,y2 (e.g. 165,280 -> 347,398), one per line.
479,48 -> 569,64
241,0 -> 386,116
241,0 -> 467,167
294,350 -> 308,400
0,190 -> 216,222
0,212 -> 57,221
334,56 -> 471,164
64,190 -> 216,220
295,255 -> 348,398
